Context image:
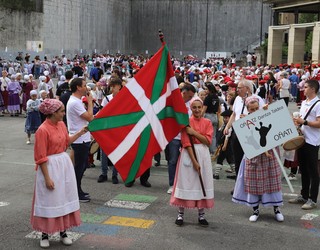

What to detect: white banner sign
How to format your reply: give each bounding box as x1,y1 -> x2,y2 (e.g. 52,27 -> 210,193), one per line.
26,41 -> 43,52
233,99 -> 298,159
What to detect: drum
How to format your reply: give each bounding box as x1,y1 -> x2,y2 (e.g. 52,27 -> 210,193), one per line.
282,136 -> 305,151
89,140 -> 100,154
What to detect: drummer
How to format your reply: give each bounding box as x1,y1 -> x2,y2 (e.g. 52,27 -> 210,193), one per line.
289,79 -> 320,210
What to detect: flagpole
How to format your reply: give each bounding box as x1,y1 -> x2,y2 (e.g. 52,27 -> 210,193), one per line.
158,31 -> 206,196
158,29 -> 165,45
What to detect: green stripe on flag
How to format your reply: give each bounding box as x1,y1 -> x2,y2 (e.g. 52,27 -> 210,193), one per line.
125,125 -> 152,184
88,111 -> 144,132
88,107 -> 188,132
157,107 -> 189,126
150,45 -> 168,104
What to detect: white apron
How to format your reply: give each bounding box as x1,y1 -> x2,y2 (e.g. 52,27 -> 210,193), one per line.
174,144 -> 214,200
34,152 -> 79,218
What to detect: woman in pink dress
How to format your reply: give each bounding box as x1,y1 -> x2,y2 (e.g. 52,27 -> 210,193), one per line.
170,97 -> 214,226
31,99 -> 87,248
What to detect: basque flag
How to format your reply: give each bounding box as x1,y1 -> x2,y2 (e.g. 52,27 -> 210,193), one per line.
88,43 -> 188,184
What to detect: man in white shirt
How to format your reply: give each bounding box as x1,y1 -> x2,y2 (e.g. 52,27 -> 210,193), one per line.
290,79 -> 320,210
67,78 -> 94,203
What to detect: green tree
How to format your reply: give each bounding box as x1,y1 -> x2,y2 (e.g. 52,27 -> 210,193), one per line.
305,31 -> 313,54
299,13 -> 318,24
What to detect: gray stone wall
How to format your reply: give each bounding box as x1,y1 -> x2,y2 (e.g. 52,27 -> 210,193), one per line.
0,6 -> 43,58
130,0 -> 272,57
0,0 -> 131,59
0,0 -> 271,59
41,0 -> 131,58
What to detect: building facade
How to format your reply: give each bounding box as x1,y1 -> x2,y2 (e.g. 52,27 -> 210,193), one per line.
265,0 -> 320,64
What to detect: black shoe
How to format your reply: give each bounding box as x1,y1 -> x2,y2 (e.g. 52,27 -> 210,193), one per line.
79,196 -> 90,203
97,174 -> 108,183
140,181 -> 151,187
175,218 -> 184,226
89,163 -> 96,168
154,161 -> 160,167
125,181 -> 134,187
227,175 -> 236,180
112,176 -> 119,184
213,174 -> 220,180
198,218 -> 209,226
230,189 -> 234,195
80,191 -> 90,197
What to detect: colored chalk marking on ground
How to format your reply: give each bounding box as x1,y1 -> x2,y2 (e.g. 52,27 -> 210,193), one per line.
25,231 -> 84,241
79,234 -> 134,249
96,206 -> 141,217
81,213 -> 108,224
114,194 -> 157,203
0,201 -> 9,207
301,221 -> 320,238
72,223 -> 120,236
105,200 -> 150,210
301,213 -> 319,221
103,216 -> 155,229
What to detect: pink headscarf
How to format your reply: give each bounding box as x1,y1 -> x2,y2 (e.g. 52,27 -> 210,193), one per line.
39,99 -> 63,115
190,96 -> 203,106
245,96 -> 259,106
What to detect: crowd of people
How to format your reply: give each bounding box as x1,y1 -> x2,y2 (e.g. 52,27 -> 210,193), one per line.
1,52 -> 320,248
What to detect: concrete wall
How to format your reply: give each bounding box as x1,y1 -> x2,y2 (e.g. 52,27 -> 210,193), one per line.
130,0 -> 272,57
39,0 -> 131,58
0,0 -> 271,59
0,0 -> 130,59
0,6 -> 43,58
43,0 -> 130,57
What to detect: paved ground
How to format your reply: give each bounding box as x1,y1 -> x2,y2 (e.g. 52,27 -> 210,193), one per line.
1,101 -> 320,250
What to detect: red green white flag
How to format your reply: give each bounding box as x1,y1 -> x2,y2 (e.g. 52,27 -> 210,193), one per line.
88,44 -> 188,184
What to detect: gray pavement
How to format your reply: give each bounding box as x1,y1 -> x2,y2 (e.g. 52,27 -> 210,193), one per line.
1,102 -> 320,250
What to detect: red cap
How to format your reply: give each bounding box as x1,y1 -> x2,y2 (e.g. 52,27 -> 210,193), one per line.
228,82 -> 237,88
259,80 -> 266,85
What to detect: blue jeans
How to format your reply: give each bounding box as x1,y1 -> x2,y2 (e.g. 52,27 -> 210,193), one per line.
167,139 -> 181,186
204,113 -> 218,154
34,65 -> 41,79
71,142 -> 90,195
101,149 -> 118,177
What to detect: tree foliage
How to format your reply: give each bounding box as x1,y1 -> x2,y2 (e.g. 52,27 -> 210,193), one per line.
299,13 -> 318,24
